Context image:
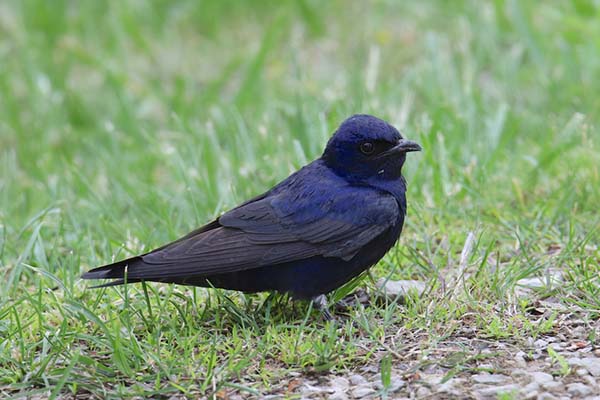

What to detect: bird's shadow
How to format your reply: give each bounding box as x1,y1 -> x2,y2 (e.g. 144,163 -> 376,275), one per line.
206,288 -> 373,331
91,281 -> 372,336
204,291 -> 335,329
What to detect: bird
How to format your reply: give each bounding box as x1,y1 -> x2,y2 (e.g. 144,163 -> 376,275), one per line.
82,114 -> 421,317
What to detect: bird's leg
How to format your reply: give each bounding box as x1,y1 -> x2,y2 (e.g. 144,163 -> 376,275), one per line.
312,294 -> 334,321
335,298 -> 352,308
334,289 -> 370,312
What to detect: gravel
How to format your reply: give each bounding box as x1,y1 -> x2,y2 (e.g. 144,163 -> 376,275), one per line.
538,394 -> 559,400
530,371 -> 554,384
329,376 -> 350,391
567,382 -> 593,396
287,318 -> 600,400
348,374 -> 368,386
351,385 -> 376,398
328,392 -> 349,400
374,376 -> 405,392
474,383 -> 520,396
569,357 -> 600,377
472,373 -> 510,384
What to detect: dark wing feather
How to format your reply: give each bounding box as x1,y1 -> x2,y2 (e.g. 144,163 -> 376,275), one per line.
133,191 -> 399,278
84,181 -> 400,281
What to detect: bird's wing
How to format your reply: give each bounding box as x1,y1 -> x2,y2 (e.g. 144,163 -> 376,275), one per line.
220,190 -> 399,259
134,187 -> 399,279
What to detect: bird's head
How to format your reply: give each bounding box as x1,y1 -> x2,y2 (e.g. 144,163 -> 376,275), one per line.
322,114 -> 421,182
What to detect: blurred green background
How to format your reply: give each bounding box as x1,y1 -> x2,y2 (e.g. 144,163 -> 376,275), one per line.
3,0 -> 599,286
1,0 -> 599,397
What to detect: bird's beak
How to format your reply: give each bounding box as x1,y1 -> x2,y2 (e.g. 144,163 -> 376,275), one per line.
394,139 -> 422,153
376,139 -> 422,159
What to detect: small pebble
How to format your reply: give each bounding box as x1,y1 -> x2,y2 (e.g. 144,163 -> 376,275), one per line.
387,378 -> 406,393
423,374 -> 443,385
376,279 -> 426,302
349,374 -> 368,385
530,371 -> 553,384
514,352 -> 528,367
374,377 -> 405,392
522,382 -> 539,393
329,392 -> 349,400
517,277 -> 546,289
523,390 -> 539,400
576,368 -> 589,376
472,373 -> 509,384
437,378 -> 465,394
569,357 -> 600,377
475,384 -> 519,396
542,381 -> 562,390
567,382 -> 592,396
549,343 -> 564,351
351,385 -> 376,398
301,383 -> 334,395
583,375 -> 597,386
330,377 -> 350,391
580,357 -> 600,377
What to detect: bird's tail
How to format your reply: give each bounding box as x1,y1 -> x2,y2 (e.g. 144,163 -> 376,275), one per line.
81,256 -> 146,288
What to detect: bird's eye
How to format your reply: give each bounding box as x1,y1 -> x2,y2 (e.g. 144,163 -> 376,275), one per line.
360,142 -> 374,155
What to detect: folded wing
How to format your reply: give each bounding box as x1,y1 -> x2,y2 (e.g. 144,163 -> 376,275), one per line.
83,186 -> 400,281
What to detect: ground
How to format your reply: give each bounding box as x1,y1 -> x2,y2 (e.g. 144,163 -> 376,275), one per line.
1,1 -> 599,399
266,294 -> 600,399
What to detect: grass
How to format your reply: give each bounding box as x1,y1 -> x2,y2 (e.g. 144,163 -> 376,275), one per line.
1,0 -> 600,398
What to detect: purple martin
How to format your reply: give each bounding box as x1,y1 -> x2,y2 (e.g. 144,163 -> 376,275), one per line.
82,114 -> 421,315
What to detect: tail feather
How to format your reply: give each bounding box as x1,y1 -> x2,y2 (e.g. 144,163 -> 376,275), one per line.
81,220 -> 224,286
81,256 -> 144,280
89,278 -> 144,288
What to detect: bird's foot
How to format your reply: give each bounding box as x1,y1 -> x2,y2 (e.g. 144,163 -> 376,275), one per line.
312,294 -> 335,321
334,288 -> 370,312
335,298 -> 352,308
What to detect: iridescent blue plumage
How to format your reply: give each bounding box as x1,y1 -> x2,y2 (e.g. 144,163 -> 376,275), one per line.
82,114 -> 421,302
